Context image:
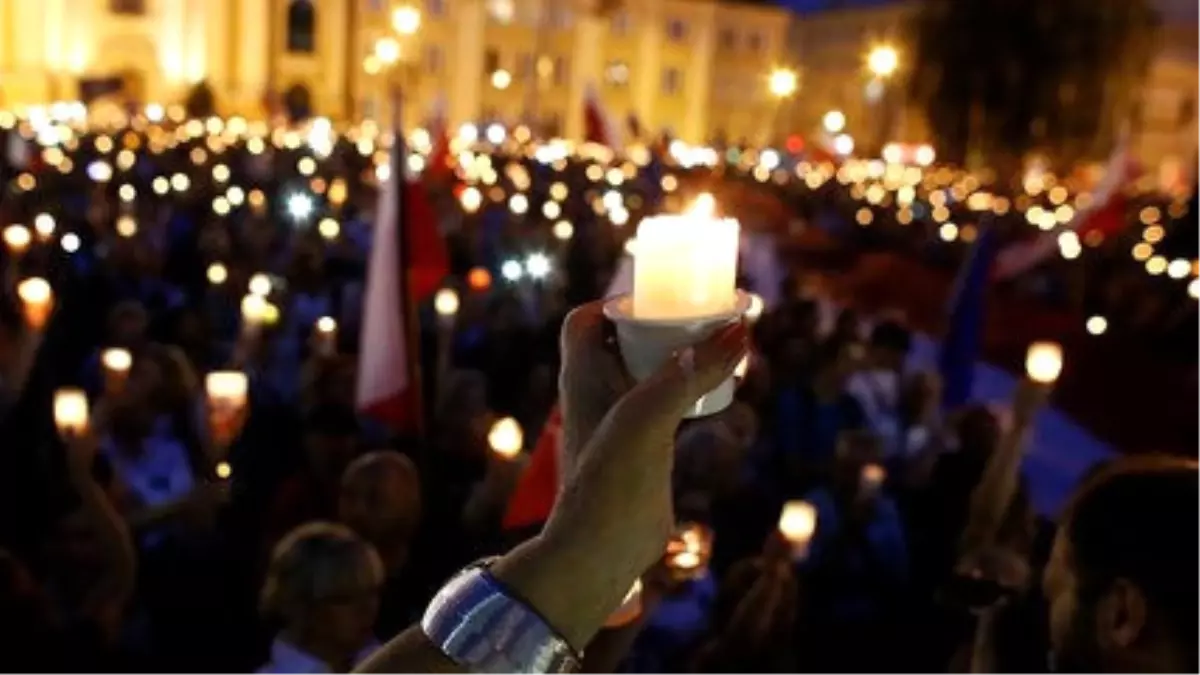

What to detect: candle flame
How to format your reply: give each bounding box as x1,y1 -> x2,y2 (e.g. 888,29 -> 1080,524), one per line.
688,192 -> 716,218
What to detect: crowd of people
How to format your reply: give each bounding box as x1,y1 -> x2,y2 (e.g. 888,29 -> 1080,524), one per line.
0,109 -> 1196,673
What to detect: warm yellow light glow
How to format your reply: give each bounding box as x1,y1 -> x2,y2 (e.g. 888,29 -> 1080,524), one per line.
392,5 -> 422,35
866,45 -> 899,77
374,38 -> 401,65
768,68 -> 798,98
1025,342 -> 1063,384
822,110 -> 846,134
434,288 -> 460,317
491,69 -> 512,90
488,417 -> 524,458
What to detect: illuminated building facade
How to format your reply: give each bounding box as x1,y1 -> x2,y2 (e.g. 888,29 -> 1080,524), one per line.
0,0 -> 791,144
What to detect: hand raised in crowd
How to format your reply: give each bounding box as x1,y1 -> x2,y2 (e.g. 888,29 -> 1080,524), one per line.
359,302 -> 747,672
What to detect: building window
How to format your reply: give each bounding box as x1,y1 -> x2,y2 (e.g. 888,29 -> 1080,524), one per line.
517,53 -> 535,81
1179,95 -> 1196,128
746,31 -> 763,52
110,0 -> 145,14
484,48 -> 501,74
666,18 -> 687,42
425,45 -> 444,74
718,28 -> 736,50
662,68 -> 682,96
552,56 -> 569,87
547,5 -> 572,29
426,0 -> 446,17
487,0 -> 514,23
604,60 -> 630,87
611,11 -> 631,36
286,0 -> 316,53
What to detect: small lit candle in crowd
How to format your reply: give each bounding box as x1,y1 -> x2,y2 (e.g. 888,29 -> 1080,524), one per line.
632,194 -> 740,320
488,417 -> 523,459
3,224 -> 31,255
33,214 -> 56,241
860,462 -> 886,495
666,523 -> 713,580
240,293 -> 267,331
314,316 -> 337,356
101,347 -> 132,394
215,461 -> 233,480
605,579 -> 644,628
1025,341 -> 1063,384
206,371 -> 249,446
434,288 -> 460,319
778,500 -> 817,560
53,388 -> 89,437
17,277 -> 53,329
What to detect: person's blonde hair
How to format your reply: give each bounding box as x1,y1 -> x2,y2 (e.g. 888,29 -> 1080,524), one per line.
259,521 -> 383,624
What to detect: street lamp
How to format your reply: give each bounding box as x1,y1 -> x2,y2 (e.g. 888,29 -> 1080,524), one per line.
866,45 -> 899,78
392,5 -> 421,35
768,68 -> 798,99
374,37 -> 401,67
822,109 -> 846,134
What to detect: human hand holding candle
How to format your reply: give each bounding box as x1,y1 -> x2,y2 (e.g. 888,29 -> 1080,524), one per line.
665,523 -> 713,581
778,500 -> 817,560
603,194 -> 748,418
101,348 -> 132,394
17,277 -> 53,330
205,371 -> 249,448
54,388 -> 89,439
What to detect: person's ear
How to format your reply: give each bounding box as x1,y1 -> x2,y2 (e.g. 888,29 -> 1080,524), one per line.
1096,578 -> 1148,649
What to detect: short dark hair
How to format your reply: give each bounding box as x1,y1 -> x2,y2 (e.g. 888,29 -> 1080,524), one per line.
869,320 -> 911,354
1061,456 -> 1198,649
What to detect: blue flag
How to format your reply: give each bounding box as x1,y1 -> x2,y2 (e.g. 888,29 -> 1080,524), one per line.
938,223 -> 999,409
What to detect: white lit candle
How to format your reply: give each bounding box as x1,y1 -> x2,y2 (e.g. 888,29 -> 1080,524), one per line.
1025,342 -> 1063,384
434,288 -> 460,318
102,347 -> 132,373
632,194 -> 740,320
779,500 -> 817,559
488,417 -> 524,459
53,388 -> 89,437
3,224 -> 31,255
314,316 -> 337,356
17,277 -> 53,329
206,371 -> 249,410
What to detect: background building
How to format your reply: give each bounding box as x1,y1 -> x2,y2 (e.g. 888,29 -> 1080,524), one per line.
0,0 -> 790,144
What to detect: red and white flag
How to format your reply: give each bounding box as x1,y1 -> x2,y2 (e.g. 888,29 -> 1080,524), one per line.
994,142 -> 1136,280
583,84 -> 619,147
356,138 -> 449,432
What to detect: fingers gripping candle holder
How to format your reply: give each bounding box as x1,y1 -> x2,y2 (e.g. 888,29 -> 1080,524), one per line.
604,290 -> 751,418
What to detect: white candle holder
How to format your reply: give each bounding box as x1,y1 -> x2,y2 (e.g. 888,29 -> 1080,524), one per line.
604,290 -> 751,419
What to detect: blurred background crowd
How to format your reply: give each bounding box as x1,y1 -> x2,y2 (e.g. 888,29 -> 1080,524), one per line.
0,92 -> 1195,674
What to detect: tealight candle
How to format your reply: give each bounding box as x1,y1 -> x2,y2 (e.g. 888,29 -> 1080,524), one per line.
314,316 -> 337,356
206,371 -> 249,410
860,462 -> 886,494
488,417 -> 523,459
434,288 -> 460,318
53,388 -> 89,437
17,277 -> 53,329
632,195 -> 740,320
102,347 -> 132,393
779,500 -> 817,560
1025,342 -> 1063,384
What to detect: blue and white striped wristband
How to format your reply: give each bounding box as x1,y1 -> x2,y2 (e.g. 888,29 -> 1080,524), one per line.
421,558 -> 582,673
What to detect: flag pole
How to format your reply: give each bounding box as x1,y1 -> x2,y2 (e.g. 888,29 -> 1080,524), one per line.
390,84 -> 427,437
